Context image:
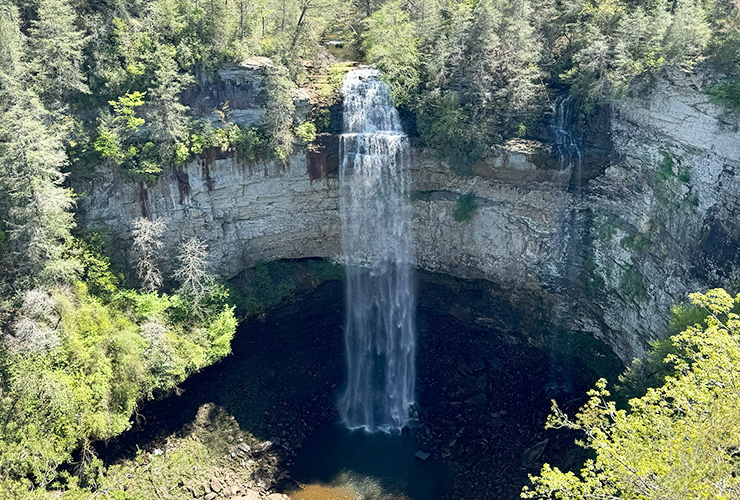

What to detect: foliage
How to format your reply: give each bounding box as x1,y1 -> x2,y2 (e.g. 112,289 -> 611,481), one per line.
0,85 -> 79,292
227,259 -> 343,319
708,78 -> 740,110
360,0 -> 545,171
295,120 -> 317,145
0,240 -> 237,488
26,0 -> 89,106
523,288 -> 740,499
315,62 -> 353,107
263,65 -> 296,163
361,1 -> 420,108
357,0 -> 738,158
3,0 -> 351,183
452,192 -> 478,222
109,91 -> 146,131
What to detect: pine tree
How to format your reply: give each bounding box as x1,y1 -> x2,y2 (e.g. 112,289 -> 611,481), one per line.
145,45 -> 194,160
27,0 -> 89,105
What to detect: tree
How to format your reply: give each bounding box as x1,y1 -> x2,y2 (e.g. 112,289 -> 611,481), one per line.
362,0 -> 420,107
263,64 -> 296,163
523,289 -> 740,499
27,0 -> 89,105
0,1 -> 24,84
0,89 -> 79,289
146,45 -> 194,155
4,288 -> 61,353
0,2 -> 80,298
173,236 -> 214,311
131,217 -> 165,292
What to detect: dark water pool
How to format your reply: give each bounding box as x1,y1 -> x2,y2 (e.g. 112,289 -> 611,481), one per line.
101,275 -> 621,500
287,423 -> 451,499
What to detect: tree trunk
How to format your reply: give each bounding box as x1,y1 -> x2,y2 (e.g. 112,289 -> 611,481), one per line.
291,1 -> 311,49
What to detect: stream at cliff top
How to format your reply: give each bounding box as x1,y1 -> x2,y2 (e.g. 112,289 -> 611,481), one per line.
100,274 -> 621,499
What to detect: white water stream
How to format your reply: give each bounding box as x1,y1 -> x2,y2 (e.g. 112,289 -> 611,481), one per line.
337,69 -> 416,432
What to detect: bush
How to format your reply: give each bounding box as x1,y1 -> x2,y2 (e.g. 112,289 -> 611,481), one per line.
708,78 -> 740,110
316,62 -> 354,107
295,120 -> 316,145
314,108 -> 332,133
417,91 -> 488,176
229,125 -> 265,161
453,192 -> 478,222
524,289 -> 740,499
0,241 -> 237,488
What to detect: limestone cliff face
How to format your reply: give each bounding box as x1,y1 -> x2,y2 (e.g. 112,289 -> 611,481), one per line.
409,146 -> 572,290
77,155 -> 340,278
75,69 -> 740,363
585,72 -> 740,360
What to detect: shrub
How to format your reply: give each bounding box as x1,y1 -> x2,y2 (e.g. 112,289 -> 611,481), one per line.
295,120 -> 316,145
314,108 -> 332,133
453,192 -> 478,222
0,240 -> 237,488
524,289 -> 740,499
708,78 -> 740,110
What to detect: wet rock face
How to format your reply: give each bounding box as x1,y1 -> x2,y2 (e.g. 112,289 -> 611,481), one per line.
76,70 -> 740,364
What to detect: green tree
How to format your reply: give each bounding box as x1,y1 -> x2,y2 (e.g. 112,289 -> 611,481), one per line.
263,64 -> 296,163
0,1 -> 23,83
146,45 -> 194,152
362,0 -> 420,107
523,288 -> 740,499
27,0 -> 89,104
0,89 -> 79,289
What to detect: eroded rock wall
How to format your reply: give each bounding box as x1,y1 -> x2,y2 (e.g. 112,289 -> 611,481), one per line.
585,71 -> 740,360
77,155 -> 340,277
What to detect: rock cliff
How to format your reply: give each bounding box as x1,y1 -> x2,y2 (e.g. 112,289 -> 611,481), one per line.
584,71 -> 740,360
75,67 -> 740,364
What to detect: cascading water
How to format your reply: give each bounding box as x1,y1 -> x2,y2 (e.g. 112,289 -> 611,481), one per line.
337,68 -> 416,433
551,95 -> 583,189
551,96 -> 582,167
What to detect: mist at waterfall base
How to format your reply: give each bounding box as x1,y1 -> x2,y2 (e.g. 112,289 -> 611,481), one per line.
338,69 -> 416,433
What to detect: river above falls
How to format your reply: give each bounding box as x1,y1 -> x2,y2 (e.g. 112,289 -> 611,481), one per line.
99,271 -> 622,499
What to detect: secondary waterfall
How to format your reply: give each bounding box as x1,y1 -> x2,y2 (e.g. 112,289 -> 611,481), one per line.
551,96 -> 583,187
337,68 -> 416,432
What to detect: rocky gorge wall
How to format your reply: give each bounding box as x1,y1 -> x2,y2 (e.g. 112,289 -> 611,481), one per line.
75,64 -> 740,364
585,71 -> 740,360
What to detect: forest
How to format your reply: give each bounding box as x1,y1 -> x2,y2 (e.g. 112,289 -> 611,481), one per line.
1,0 -> 740,498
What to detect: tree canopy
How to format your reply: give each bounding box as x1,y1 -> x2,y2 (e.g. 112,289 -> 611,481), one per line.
523,289 -> 740,499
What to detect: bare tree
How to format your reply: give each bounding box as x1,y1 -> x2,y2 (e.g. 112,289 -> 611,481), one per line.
4,288 -> 61,353
173,237 -> 214,309
132,217 -> 165,292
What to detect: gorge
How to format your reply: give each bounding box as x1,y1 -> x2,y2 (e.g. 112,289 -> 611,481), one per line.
4,0 -> 740,497
75,64 -> 740,498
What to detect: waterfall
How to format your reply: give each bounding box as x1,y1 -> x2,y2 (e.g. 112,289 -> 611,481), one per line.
337,68 -> 416,433
551,96 -> 582,175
